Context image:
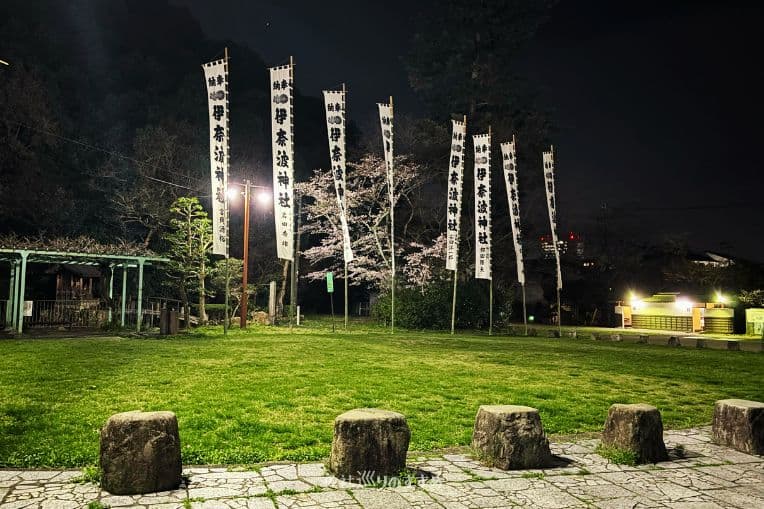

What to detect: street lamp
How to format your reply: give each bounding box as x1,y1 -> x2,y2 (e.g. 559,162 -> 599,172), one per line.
0,59 -> 9,66
229,179 -> 271,328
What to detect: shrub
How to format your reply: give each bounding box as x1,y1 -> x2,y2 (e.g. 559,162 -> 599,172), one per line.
372,280 -> 516,330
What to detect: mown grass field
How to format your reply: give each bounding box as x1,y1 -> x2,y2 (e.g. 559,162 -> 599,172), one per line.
1,320 -> 762,468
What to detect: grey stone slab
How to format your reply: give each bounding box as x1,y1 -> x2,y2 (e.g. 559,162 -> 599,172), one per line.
186,485 -> 244,499
267,479 -> 313,494
99,494 -> 141,507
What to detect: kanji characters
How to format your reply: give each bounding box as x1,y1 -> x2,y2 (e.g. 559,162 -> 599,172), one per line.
275,128 -> 288,147
274,108 -> 287,125
212,105 -> 225,121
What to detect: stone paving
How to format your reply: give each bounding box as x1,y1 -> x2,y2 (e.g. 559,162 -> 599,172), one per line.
1,427 -> 762,508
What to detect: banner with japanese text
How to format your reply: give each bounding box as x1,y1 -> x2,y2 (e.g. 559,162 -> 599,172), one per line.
542,148 -> 563,289
203,58 -> 229,256
323,90 -> 353,263
270,64 -> 294,261
501,137 -> 525,285
378,103 -> 394,201
473,133 -> 492,280
445,119 -> 466,271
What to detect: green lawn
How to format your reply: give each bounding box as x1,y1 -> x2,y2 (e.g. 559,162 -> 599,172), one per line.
0,320 -> 762,468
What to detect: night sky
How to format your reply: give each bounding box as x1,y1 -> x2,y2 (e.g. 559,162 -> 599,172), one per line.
177,0 -> 764,262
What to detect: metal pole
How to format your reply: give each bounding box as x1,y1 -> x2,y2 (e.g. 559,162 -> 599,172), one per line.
342,82 -> 349,332
522,283 -> 528,335
557,287 -> 562,337
241,180 -> 251,329
450,270 -> 458,335
294,190 -> 303,326
136,258 -> 144,332
11,260 -> 20,330
121,265 -> 127,327
489,279 -> 493,336
6,262 -> 15,329
344,262 -> 349,330
16,252 -> 28,334
330,291 -> 336,332
224,256 -> 229,337
389,95 -> 395,334
108,265 -> 114,323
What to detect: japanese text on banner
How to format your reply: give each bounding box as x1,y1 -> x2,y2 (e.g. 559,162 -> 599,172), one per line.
271,64 -> 294,261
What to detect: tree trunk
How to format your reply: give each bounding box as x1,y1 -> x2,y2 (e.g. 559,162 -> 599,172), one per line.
180,284 -> 190,329
198,274 -> 207,325
277,260 -> 290,317
198,256 -> 207,325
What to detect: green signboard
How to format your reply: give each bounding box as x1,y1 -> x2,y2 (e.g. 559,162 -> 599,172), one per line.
326,272 -> 334,293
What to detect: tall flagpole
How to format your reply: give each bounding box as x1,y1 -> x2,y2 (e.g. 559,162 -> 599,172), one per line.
450,114 -> 466,336
389,95 -> 395,334
488,125 -> 493,337
522,284 -> 528,335
343,83 -> 349,331
553,144 -> 562,337
223,46 -> 230,337
288,55 -> 297,331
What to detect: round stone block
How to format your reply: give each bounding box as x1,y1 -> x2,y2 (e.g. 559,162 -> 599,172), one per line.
712,399 -> 764,455
602,403 -> 668,464
100,411 -> 182,495
471,405 -> 553,470
329,408 -> 410,480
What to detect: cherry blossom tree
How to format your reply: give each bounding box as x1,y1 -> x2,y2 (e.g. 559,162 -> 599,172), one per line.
298,153 -> 442,290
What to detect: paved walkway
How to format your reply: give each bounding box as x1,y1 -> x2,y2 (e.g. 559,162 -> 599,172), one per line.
1,427 -> 762,508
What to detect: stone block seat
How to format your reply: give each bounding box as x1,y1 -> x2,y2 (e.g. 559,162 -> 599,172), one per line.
712,399 -> 764,455
329,408 -> 410,481
471,405 -> 553,469
601,403 -> 668,464
100,411 -> 182,495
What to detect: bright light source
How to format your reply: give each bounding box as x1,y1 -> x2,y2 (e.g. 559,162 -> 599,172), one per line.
256,190 -> 271,206
631,299 -> 645,311
716,292 -> 728,304
528,315 -> 535,322
675,298 -> 693,311
226,187 -> 240,201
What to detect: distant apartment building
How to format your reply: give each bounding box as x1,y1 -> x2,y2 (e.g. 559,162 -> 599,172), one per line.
539,232 -> 585,260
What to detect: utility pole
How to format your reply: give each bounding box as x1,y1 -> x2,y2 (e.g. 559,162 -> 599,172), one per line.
240,180 -> 251,328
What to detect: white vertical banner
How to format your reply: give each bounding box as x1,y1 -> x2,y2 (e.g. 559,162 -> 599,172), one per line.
501,136 -> 525,285
203,57 -> 229,256
323,90 -> 353,264
446,119 -> 466,271
543,147 -> 563,290
270,63 -> 295,261
473,133 -> 492,280
378,102 -> 394,201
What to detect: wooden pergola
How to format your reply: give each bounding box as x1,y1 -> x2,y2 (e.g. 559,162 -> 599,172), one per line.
1,248 -> 168,334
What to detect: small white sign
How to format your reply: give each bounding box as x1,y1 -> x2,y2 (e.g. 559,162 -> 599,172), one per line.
23,300 -> 33,317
